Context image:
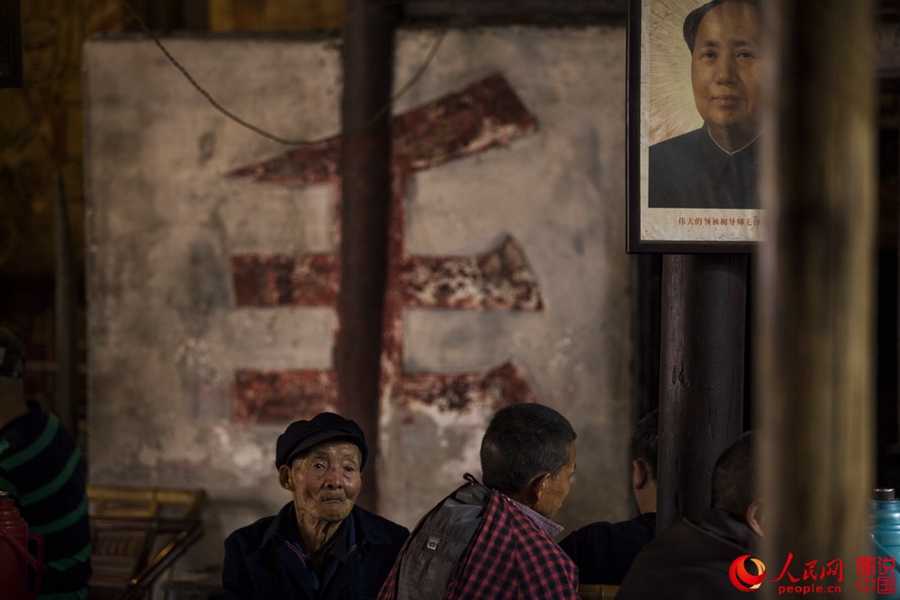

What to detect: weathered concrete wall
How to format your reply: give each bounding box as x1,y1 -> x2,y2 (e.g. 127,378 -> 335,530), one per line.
84,26 -> 633,571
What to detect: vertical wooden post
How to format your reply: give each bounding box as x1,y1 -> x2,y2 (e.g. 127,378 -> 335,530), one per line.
656,254 -> 747,532
634,254 -> 662,420
54,173 -> 76,436
337,0 -> 396,511
758,1 -> 876,596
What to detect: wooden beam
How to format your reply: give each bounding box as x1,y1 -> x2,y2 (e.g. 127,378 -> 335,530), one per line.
656,254 -> 747,531
54,173 -> 76,436
402,0 -> 627,23
758,1 -> 876,594
336,0 -> 396,512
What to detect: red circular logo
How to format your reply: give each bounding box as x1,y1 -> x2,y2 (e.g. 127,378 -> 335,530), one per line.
729,554 -> 767,592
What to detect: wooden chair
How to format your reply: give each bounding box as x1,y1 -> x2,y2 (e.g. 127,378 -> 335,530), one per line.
87,485 -> 207,600
579,583 -> 620,599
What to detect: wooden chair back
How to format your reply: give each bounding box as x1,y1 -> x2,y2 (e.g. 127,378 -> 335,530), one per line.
87,485 -> 207,600
578,583 -> 620,599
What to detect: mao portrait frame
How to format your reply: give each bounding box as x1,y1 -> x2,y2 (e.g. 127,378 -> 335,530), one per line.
626,0 -> 760,254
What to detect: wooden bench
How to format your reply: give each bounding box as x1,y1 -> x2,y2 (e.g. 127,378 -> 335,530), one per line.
579,583 -> 620,599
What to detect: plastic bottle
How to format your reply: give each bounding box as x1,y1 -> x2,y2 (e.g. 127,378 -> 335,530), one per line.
870,487 -> 900,599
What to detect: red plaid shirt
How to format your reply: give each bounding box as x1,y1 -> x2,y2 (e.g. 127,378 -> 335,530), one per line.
379,485 -> 580,599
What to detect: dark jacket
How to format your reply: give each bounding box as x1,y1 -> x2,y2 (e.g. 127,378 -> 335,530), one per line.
616,508 -> 760,600
223,501 -> 409,600
649,126 -> 759,210
559,512 -> 656,585
0,401 -> 92,597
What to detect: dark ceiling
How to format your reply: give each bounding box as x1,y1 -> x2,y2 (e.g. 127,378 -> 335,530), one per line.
402,0 -> 900,25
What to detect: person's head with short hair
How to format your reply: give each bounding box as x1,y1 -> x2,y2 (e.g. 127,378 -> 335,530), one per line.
480,402 -> 577,519
0,327 -> 28,428
712,432 -> 763,537
274,412 -> 368,550
0,327 -> 25,380
631,409 -> 659,514
683,0 -> 762,152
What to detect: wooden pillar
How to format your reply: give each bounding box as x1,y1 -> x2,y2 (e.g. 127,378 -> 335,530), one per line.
54,173 -> 76,436
656,254 -> 747,532
634,254 -> 662,420
757,1 -> 876,596
336,0 -> 396,511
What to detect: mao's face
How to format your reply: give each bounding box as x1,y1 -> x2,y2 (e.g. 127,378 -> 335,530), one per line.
691,1 -> 762,151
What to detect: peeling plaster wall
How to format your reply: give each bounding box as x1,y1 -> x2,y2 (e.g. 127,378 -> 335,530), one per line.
382,28 -> 632,529
84,26 -> 633,571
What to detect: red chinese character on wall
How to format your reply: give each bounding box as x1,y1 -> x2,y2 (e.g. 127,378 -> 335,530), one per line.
227,74 -> 544,422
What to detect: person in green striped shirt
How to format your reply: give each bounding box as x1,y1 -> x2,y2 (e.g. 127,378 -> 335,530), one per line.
0,327 -> 91,599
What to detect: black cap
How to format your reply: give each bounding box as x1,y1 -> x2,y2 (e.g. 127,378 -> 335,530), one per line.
275,412 -> 368,470
0,328 -> 24,379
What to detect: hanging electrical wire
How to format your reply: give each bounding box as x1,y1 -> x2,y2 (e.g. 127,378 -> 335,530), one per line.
120,0 -> 450,146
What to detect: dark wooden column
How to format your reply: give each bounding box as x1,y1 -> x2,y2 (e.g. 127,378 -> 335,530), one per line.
656,254 -> 747,532
54,173 -> 76,436
757,1 -> 876,591
336,0 -> 396,511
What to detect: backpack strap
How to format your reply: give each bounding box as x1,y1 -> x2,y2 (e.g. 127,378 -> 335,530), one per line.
395,475 -> 492,600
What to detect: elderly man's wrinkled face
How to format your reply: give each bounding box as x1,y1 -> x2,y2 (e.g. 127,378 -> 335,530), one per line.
534,442 -> 577,519
280,440 -> 362,524
691,1 -> 761,151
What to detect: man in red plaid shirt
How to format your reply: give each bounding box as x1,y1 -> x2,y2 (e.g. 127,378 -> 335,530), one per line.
378,403 -> 580,599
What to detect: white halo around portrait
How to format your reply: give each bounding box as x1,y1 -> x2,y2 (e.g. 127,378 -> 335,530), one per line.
647,0 -> 706,145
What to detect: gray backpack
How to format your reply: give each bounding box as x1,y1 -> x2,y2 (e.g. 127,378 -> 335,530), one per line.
396,475 -> 491,600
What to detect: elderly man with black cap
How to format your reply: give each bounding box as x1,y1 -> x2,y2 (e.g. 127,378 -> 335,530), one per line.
223,412 -> 409,600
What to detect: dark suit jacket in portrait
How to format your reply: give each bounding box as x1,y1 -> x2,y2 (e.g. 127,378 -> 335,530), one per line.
649,126 -> 759,210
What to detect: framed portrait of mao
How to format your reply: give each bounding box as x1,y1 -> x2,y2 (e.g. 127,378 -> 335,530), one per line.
627,0 -> 762,253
